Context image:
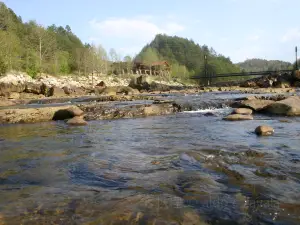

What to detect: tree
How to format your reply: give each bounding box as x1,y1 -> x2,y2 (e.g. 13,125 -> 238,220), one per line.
124,55 -> 132,74
109,48 -> 117,62
95,44 -> 108,74
137,47 -> 160,65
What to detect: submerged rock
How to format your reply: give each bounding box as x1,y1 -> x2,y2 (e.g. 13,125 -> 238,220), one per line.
67,107 -> 84,117
255,125 -> 274,136
66,116 -> 87,126
264,96 -> 300,116
232,108 -> 253,115
223,114 -> 253,121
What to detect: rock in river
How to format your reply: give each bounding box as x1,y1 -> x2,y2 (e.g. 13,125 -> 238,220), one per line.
264,96 -> 300,116
232,108 -> 253,115
255,125 -> 274,136
239,99 -> 274,111
223,114 -> 253,121
0,105 -> 82,124
66,116 -> 87,126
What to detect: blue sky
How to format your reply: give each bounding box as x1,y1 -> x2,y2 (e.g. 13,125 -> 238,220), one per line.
3,0 -> 300,63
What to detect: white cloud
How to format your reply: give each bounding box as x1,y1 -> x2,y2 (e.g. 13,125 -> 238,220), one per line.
231,45 -> 263,62
89,16 -> 184,42
282,28 -> 300,42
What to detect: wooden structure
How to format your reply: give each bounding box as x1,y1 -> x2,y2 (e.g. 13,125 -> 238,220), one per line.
132,61 -> 171,76
108,60 -> 171,77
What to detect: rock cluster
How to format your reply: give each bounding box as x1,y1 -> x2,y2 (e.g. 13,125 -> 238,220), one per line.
233,95 -> 300,116
240,70 -> 300,89
223,107 -> 253,121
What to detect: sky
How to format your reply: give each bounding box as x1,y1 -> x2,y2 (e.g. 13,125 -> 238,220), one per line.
2,0 -> 300,63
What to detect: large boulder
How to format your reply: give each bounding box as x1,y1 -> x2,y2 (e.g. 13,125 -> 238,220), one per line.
232,108 -> 253,115
129,75 -> 151,91
24,82 -> 42,94
223,114 -> 253,121
239,99 -> 275,111
264,96 -> 300,116
47,86 -> 66,97
40,83 -> 51,96
62,86 -> 86,96
7,92 -> 20,99
0,82 -> 25,96
0,105 -> 83,124
257,79 -> 273,88
240,80 -> 257,88
149,82 -> 171,92
96,81 -> 106,88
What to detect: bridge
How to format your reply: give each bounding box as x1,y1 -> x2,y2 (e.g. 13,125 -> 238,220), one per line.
190,69 -> 294,86
190,46 -> 298,86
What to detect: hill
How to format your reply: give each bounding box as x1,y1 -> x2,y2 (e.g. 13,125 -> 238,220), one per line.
237,59 -> 293,72
135,34 -> 241,82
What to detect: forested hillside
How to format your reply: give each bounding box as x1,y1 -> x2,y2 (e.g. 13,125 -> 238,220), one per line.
135,34 -> 241,81
237,59 -> 293,72
0,2 -> 112,77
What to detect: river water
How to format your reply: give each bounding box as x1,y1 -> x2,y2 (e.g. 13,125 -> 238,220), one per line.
0,92 -> 300,225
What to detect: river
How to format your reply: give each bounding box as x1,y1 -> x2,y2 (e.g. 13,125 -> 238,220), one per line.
0,91 -> 300,225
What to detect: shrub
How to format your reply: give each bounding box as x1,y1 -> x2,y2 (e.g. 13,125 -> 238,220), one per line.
0,57 -> 7,76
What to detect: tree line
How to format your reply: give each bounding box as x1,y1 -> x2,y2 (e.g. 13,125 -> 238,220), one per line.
0,2 -> 134,77
237,58 -> 293,72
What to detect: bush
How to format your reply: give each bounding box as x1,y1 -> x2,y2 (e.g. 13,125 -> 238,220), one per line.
26,65 -> 39,78
0,57 -> 7,76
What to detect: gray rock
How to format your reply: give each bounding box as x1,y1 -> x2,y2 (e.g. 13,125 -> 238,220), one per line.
255,125 -> 274,136
67,116 -> 87,126
0,82 -> 25,96
129,75 -> 151,91
232,108 -> 253,115
223,114 -> 253,121
240,99 -> 275,111
24,82 -> 42,94
7,92 -> 20,99
48,86 -> 66,97
264,96 -> 300,116
62,86 -> 86,96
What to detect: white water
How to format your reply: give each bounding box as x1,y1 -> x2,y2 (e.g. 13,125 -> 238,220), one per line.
183,107 -> 232,115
